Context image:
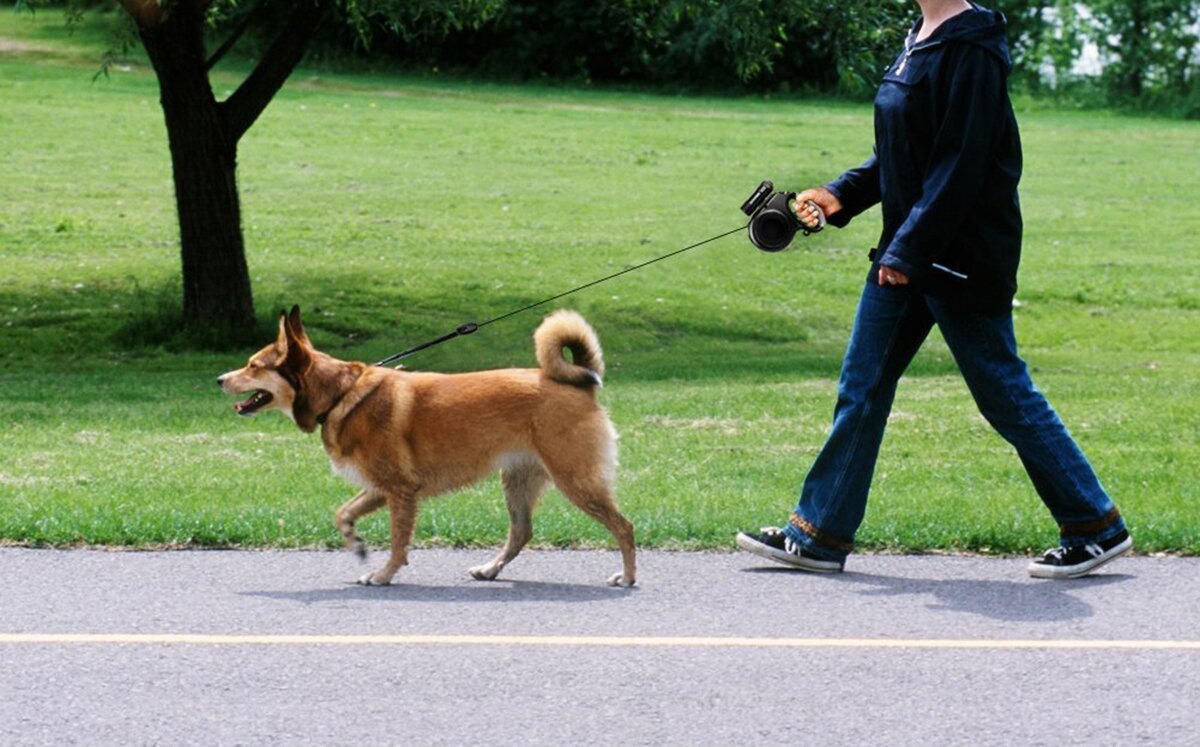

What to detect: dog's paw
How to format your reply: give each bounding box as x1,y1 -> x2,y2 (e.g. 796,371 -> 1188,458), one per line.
356,571 -> 392,586
607,572 -> 636,588
353,540 -> 368,561
468,563 -> 501,581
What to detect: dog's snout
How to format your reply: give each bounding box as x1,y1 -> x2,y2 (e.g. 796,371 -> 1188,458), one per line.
216,375 -> 225,387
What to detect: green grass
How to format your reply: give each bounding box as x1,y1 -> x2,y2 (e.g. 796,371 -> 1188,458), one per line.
2,11 -> 1198,555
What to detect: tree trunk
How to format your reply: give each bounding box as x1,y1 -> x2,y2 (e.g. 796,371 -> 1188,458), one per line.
1126,1 -> 1146,99
139,4 -> 255,329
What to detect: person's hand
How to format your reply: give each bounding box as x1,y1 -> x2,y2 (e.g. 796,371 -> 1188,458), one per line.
878,265 -> 910,286
790,187 -> 842,231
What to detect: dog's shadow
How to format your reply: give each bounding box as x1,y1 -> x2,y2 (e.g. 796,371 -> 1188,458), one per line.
744,565 -> 1132,623
241,579 -> 636,606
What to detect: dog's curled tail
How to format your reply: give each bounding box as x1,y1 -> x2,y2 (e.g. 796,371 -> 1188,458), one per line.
535,310 -> 605,388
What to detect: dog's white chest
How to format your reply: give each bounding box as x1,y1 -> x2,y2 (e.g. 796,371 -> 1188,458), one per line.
329,458 -> 372,490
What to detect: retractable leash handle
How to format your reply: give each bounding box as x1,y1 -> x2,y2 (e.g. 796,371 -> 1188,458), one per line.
741,180 -> 826,252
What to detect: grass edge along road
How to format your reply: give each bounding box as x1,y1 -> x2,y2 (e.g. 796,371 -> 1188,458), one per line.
1,12 -> 1198,554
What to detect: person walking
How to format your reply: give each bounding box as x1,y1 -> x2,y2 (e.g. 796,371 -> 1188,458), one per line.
736,0 -> 1131,579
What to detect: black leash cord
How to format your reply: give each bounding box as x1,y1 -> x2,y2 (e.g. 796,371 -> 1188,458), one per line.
374,223 -> 748,367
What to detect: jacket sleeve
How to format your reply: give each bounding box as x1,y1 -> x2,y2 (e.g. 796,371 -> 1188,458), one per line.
880,45 -> 1009,278
823,153 -> 881,228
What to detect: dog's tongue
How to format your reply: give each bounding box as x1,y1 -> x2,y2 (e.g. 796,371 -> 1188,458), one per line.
235,391 -> 271,414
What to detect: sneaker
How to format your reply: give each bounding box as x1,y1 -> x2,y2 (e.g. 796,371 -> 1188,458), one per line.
736,527 -> 844,573
1027,529 -> 1133,579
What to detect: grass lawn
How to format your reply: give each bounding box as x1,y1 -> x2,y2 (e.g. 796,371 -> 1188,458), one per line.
1,10 -> 1197,555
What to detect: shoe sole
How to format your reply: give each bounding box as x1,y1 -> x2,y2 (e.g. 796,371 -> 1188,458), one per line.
1027,536 -> 1133,580
736,532 -> 844,573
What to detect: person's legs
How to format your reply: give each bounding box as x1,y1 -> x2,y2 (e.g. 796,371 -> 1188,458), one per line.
926,297 -> 1129,575
739,282 -> 934,569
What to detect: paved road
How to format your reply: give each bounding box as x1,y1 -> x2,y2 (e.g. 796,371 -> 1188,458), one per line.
1,547 -> 1197,746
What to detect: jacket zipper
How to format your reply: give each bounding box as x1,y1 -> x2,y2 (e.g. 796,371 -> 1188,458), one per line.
894,31 -> 949,77
894,27 -> 917,75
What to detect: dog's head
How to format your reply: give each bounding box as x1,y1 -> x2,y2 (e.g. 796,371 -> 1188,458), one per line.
218,305 -> 314,425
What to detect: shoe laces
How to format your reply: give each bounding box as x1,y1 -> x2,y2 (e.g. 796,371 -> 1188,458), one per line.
759,527 -> 802,556
1043,546 -> 1069,562
758,530 -> 806,559
1044,542 -> 1104,563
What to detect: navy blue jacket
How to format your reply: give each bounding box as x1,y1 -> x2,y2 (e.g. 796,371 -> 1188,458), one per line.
825,4 -> 1023,312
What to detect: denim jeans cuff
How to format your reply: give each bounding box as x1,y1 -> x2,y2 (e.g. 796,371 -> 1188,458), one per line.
785,514 -> 853,562
1058,508 -> 1125,546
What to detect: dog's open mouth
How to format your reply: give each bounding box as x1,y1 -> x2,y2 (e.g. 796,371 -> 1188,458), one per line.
234,390 -> 273,416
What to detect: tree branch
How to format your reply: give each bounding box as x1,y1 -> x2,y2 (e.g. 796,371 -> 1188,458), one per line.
205,0 -> 267,72
220,0 -> 330,143
117,0 -> 165,27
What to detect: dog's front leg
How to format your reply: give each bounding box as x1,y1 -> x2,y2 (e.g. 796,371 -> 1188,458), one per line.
357,490 -> 418,586
334,489 -> 386,559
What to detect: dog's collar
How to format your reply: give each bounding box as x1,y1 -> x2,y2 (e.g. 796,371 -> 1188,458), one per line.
315,384 -> 354,427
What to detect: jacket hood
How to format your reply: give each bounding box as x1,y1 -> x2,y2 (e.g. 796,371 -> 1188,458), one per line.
910,4 -> 1011,71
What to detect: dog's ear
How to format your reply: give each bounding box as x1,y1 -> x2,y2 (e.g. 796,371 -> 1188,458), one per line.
276,309 -> 289,345
280,306 -> 312,374
285,305 -> 311,347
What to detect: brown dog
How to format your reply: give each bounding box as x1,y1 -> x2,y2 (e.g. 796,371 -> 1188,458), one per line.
218,306 -> 635,587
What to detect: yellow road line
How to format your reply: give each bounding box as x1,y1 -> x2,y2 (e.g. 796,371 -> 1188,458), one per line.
1,633 -> 1198,650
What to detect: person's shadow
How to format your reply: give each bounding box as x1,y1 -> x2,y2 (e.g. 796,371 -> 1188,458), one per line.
744,566 -> 1132,622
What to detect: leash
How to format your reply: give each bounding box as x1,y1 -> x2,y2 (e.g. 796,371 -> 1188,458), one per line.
374,223 -> 748,367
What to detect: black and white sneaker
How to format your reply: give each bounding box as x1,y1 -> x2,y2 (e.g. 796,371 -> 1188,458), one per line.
1028,529 -> 1133,579
736,527 -> 844,573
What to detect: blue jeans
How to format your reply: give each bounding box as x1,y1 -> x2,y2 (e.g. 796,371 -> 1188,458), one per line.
783,281 -> 1126,562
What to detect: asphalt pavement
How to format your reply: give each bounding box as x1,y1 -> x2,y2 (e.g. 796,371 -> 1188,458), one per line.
1,547 -> 1197,746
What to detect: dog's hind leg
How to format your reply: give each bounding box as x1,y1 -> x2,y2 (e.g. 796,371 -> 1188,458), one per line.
469,460 -> 549,581
334,490 -> 386,559
551,475 -> 636,588
357,489 -> 418,586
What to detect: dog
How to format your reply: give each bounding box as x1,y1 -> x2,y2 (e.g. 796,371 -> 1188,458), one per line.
218,306 -> 635,587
